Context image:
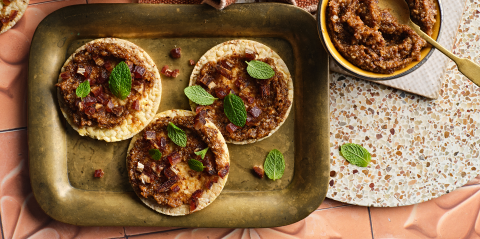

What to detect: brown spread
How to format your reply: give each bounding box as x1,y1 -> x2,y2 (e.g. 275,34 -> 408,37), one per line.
127,116 -> 228,209
56,42 -> 155,128
327,0 -> 437,74
195,55 -> 291,142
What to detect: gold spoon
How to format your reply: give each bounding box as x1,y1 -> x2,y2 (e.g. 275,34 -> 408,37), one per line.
378,0 -> 480,86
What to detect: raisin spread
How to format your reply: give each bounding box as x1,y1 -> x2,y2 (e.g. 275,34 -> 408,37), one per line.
195,54 -> 291,142
127,115 -> 228,210
327,0 -> 437,74
56,42 -> 155,128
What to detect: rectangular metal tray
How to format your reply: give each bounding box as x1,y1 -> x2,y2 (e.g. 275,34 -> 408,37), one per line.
28,3 -> 330,227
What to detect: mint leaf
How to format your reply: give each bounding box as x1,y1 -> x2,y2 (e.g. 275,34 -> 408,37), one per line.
223,93 -> 247,127
109,61 -> 132,100
340,143 -> 371,167
167,122 -> 187,147
246,60 -> 275,79
184,86 -> 217,105
149,149 -> 162,160
194,147 -> 209,159
188,159 -> 205,172
264,149 -> 285,181
76,80 -> 90,99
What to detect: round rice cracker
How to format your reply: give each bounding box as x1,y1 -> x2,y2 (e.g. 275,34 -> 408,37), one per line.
57,38 -> 162,142
0,0 -> 29,34
127,110 -> 230,216
189,39 -> 294,145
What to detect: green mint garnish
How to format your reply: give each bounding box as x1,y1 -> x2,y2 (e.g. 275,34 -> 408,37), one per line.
188,159 -> 205,172
184,85 -> 217,105
108,61 -> 132,100
194,147 -> 209,159
264,149 -> 285,181
340,143 -> 371,167
246,60 -> 275,79
223,93 -> 247,127
76,80 -> 90,99
167,122 -> 187,147
149,149 -> 162,160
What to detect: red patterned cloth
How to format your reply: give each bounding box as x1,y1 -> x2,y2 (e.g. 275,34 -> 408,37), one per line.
139,0 -> 319,13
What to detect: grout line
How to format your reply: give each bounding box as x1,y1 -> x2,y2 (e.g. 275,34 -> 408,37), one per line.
128,228 -> 188,238
123,227 -> 128,239
29,0 -> 76,6
0,127 -> 27,134
0,212 -> 5,239
368,207 -> 374,239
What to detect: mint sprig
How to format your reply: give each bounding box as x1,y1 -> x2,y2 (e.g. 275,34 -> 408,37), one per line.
223,93 -> 247,127
167,122 -> 187,147
194,147 -> 209,159
264,149 -> 285,181
184,85 -> 217,105
149,149 -> 162,160
188,159 -> 205,172
246,60 -> 275,79
76,80 -> 90,99
340,143 -> 371,167
109,61 -> 132,100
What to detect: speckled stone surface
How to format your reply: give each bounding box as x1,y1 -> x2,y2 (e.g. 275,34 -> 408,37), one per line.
327,0 -> 480,206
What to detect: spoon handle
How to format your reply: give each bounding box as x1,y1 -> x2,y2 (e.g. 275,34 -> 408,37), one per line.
408,20 -> 480,87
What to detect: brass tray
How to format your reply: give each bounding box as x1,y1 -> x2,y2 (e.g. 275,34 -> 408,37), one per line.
28,3 -> 330,227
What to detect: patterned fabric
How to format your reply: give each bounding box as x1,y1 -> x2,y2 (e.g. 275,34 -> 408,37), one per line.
139,0 -> 319,13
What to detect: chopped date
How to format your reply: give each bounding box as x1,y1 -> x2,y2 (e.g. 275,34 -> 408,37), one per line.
161,65 -> 170,75
197,75 -> 212,87
132,100 -> 140,111
83,96 -> 97,106
246,116 -> 256,126
249,106 -> 262,118
104,60 -> 114,71
105,101 -> 115,113
194,110 -> 207,130
220,59 -> 234,69
253,166 -> 264,178
226,123 -> 239,134
84,65 -> 93,79
195,106 -> 205,114
164,167 -> 177,178
157,175 -> 179,192
60,72 -> 70,80
7,10 -> 18,22
215,86 -> 231,100
218,164 -> 230,178
189,189 -> 203,211
235,76 -> 249,90
125,60 -> 134,71
170,184 -> 180,192
170,47 -> 181,58
245,48 -> 256,60
189,59 -> 195,66
91,86 -> 103,97
241,95 -> 255,104
167,152 -> 182,165
94,169 -> 104,178
215,65 -> 232,79
260,84 -> 271,98
112,106 -> 124,117
158,137 -> 167,150
97,69 -> 109,84
133,65 -> 146,78
93,55 -> 105,66
145,130 -> 156,140
84,106 -> 96,115
205,180 -> 214,189
171,69 -> 180,78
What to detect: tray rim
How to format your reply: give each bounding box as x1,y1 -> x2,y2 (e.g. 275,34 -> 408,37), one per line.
27,3 -> 330,228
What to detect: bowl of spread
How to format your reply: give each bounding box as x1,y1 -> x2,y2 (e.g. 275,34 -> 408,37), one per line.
317,0 -> 443,80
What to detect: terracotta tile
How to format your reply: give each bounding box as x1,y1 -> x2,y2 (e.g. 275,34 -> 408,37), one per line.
124,227 -> 179,236
371,185 -> 480,238
88,0 -> 137,3
0,0 -> 86,131
130,206 -> 370,239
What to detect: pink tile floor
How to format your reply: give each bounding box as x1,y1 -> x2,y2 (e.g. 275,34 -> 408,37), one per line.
1,0 -> 480,238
